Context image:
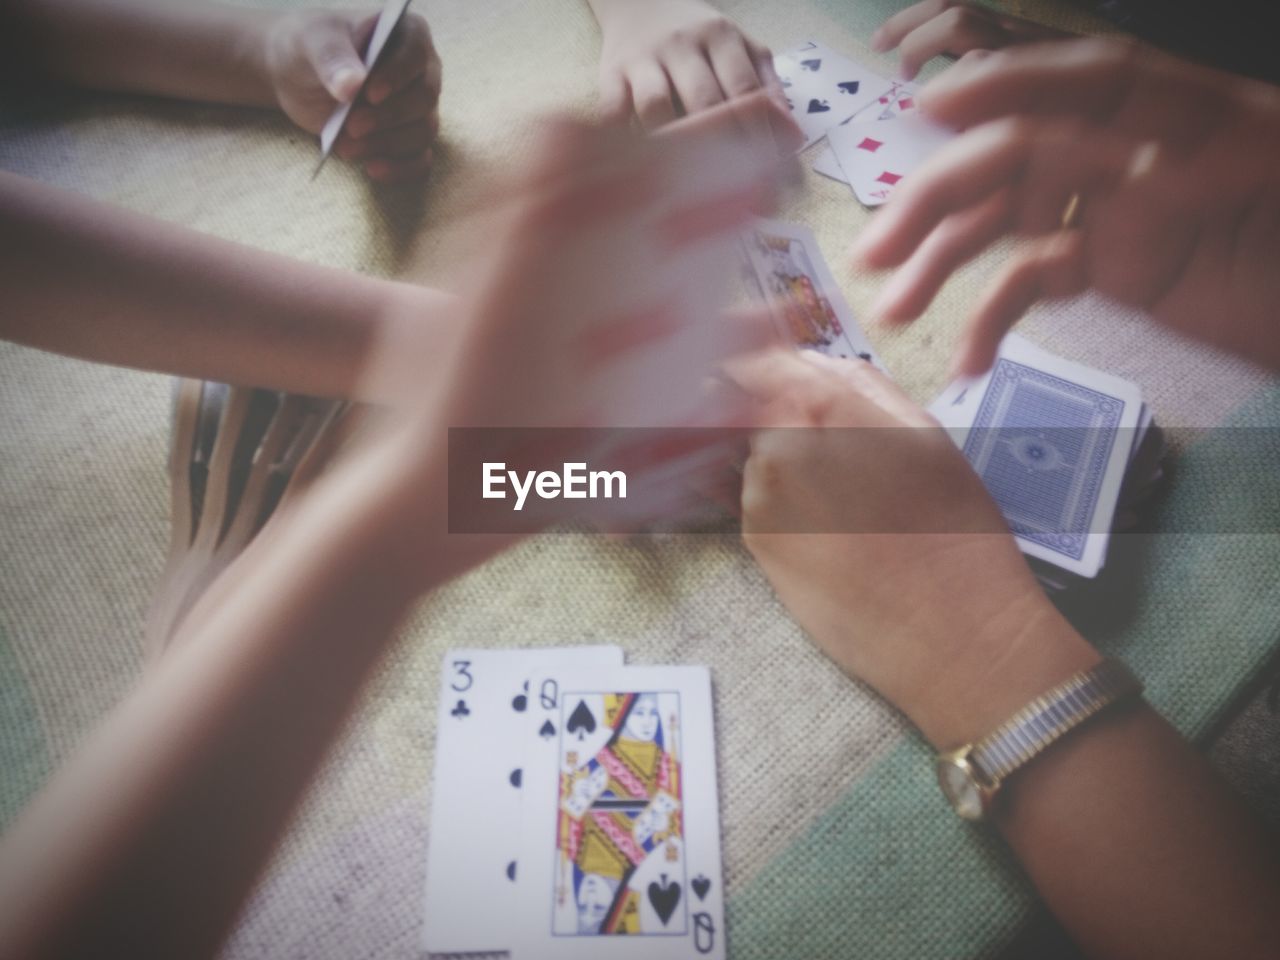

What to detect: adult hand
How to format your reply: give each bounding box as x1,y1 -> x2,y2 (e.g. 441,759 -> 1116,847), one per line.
589,0 -> 787,135
366,94 -> 788,551
871,0 -> 1068,80
728,349 -> 1097,746
263,9 -> 441,182
852,39 -> 1280,375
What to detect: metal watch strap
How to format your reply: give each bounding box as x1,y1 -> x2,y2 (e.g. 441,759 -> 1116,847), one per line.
969,658 -> 1143,786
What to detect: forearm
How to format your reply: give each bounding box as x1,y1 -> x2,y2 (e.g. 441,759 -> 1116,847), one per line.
0,171 -> 453,400
914,612 -> 1280,959
1001,699 -> 1280,959
0,436 -> 463,958
5,0 -> 276,107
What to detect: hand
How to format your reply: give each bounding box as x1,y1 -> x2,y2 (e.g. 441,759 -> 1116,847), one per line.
871,0 -> 1069,80
363,95 -> 789,554
263,9 -> 441,183
852,39 -> 1280,375
728,349 -> 1097,746
589,0 -> 787,134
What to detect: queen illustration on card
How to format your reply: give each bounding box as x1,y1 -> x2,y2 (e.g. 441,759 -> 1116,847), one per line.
553,691 -> 687,937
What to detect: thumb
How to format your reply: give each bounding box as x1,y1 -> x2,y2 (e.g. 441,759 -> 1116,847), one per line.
303,18 -> 367,103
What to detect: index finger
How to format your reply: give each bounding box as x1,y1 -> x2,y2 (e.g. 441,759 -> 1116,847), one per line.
921,37 -> 1236,150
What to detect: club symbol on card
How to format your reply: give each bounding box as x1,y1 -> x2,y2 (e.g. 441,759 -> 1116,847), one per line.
566,700 -> 597,740
807,98 -> 830,114
837,80 -> 860,94
648,874 -> 682,925
506,860 -> 517,882
692,875 -> 712,901
800,58 -> 821,71
512,681 -> 528,713
538,719 -> 556,739
509,768 -> 522,788
876,170 -> 902,186
450,699 -> 470,718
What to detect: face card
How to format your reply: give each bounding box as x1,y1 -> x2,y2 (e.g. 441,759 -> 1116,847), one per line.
313,0 -> 413,177
422,645 -> 624,955
516,666 -> 724,960
773,41 -> 890,150
811,80 -> 918,183
740,218 -> 884,369
929,334 -> 1142,578
828,112 -> 954,207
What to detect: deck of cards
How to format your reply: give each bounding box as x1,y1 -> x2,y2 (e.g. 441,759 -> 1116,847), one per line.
774,40 -> 956,207
423,648 -> 726,959
931,334 -> 1165,588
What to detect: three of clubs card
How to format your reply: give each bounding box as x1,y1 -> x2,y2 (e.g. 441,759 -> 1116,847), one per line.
424,653 -> 726,959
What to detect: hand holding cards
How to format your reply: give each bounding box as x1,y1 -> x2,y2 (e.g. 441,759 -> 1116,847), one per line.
425,652 -> 726,959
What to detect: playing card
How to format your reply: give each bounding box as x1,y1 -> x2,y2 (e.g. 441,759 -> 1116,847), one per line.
515,665 -> 725,959
422,645 -> 624,956
313,0 -> 413,177
929,334 -> 1142,578
811,80 -> 918,183
773,41 -> 888,150
740,218 -> 883,368
828,112 -> 954,207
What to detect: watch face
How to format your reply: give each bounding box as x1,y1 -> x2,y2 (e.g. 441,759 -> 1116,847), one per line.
937,758 -> 983,820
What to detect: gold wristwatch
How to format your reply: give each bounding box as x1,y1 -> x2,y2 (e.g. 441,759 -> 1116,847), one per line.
936,658 -> 1143,821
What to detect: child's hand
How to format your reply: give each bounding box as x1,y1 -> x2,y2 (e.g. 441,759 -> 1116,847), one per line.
264,9 -> 441,183
591,0 -> 785,134
728,350 -> 1095,746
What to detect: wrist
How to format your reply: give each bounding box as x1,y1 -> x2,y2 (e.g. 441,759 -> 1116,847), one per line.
904,593 -> 1100,750
226,9 -> 282,110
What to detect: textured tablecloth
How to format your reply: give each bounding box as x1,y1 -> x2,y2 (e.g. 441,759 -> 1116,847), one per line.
2,1 -> 1278,957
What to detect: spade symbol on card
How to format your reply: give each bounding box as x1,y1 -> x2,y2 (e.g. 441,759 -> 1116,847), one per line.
506,860 -> 517,882
509,768 -> 522,788
512,681 -> 528,713
692,875 -> 711,901
837,80 -> 860,94
648,874 -> 682,925
807,99 -> 830,114
450,699 -> 470,718
800,58 -> 821,71
567,700 -> 597,740
538,719 -> 556,739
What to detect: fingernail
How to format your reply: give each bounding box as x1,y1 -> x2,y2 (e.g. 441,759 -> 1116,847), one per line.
332,67 -> 364,103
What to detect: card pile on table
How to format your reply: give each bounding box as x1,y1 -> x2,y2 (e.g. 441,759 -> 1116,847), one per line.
423,648 -> 725,959
930,334 -> 1165,589
774,40 -> 956,206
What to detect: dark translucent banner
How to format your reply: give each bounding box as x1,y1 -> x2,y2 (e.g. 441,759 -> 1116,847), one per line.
446,427 -> 1280,535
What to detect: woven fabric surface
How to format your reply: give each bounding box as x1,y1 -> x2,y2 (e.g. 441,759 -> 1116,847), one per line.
1,2 -> 1278,958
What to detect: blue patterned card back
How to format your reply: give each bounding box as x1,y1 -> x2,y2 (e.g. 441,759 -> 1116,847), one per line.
963,359 -> 1125,561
